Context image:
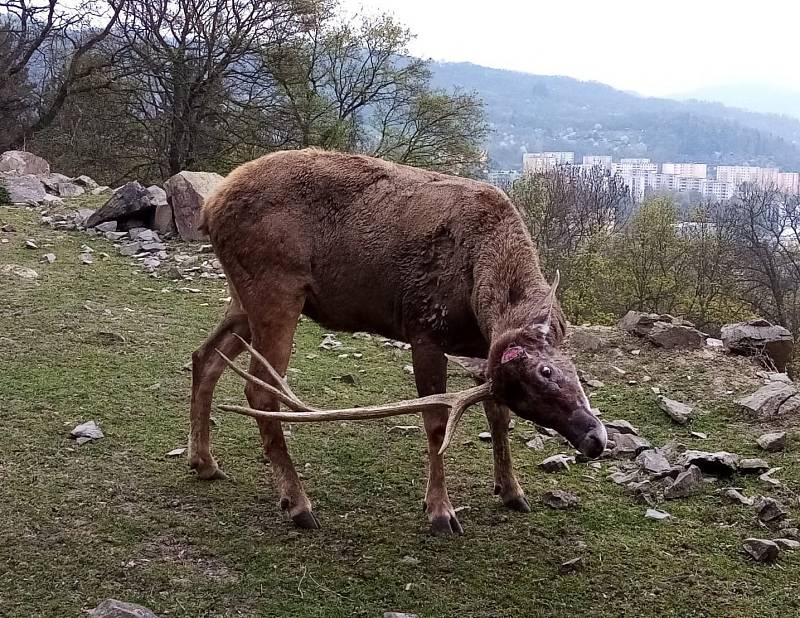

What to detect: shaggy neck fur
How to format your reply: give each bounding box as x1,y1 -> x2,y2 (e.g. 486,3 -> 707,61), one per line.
471,211 -> 566,348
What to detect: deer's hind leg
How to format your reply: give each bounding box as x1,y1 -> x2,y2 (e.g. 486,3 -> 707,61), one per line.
241,288 -> 319,529
189,304 -> 250,480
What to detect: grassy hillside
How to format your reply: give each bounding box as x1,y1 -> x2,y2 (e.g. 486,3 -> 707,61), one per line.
430,62 -> 800,170
1,202 -> 799,617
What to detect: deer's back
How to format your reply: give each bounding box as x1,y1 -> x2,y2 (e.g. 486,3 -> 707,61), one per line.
203,149 -> 520,353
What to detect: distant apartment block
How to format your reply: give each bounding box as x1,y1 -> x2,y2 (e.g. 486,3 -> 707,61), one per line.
778,172 -> 800,195
516,153 -> 799,200
487,169 -> 521,189
661,163 -> 707,179
716,165 -> 780,187
582,155 -> 613,169
523,151 -> 575,173
612,158 -> 658,176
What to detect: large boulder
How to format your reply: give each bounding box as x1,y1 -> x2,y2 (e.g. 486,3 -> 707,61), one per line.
737,381 -> 800,419
0,150 -> 50,175
86,182 -> 153,229
1,173 -> 47,204
164,171 -> 223,241
147,185 -> 175,234
721,319 -> 794,372
618,311 -> 706,349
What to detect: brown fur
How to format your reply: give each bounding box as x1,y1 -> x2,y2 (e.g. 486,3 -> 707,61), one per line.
189,148 -> 605,534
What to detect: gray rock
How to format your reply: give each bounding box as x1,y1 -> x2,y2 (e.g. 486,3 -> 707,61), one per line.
95,221 -> 117,233
738,383 -> 800,419
558,556 -> 584,573
759,468 -> 783,488
568,327 -> 604,352
105,231 -> 128,241
657,396 -> 694,425
679,450 -> 740,476
478,431 -> 492,442
664,464 -> 704,499
604,419 -> 639,435
118,242 -> 142,257
611,433 -> 651,458
1,173 -> 47,203
142,256 -> 161,270
86,182 -> 153,228
585,378 -> 605,388
539,454 -> 575,472
646,321 -> 705,349
757,497 -> 788,523
636,449 -> 672,474
756,431 -> 787,452
383,613 -> 418,618
743,538 -> 779,563
738,458 -> 769,474
775,538 -> 800,550
164,171 -> 223,241
722,319 -> 794,372
166,447 -> 186,458
609,469 -> 640,485
89,599 -> 159,618
645,508 -> 672,521
41,253 -> 56,264
55,181 -> 84,198
72,174 -> 99,189
723,488 -> 754,506
0,264 -> 38,279
541,489 -> 580,509
135,229 -> 161,243
618,311 -> 661,335
525,435 -> 546,450
140,241 -> 166,252
0,150 -> 49,175
706,337 -> 724,347
70,420 -> 104,441
91,185 -> 111,195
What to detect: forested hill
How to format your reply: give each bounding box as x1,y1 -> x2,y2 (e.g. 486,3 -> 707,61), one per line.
428,61 -> 800,170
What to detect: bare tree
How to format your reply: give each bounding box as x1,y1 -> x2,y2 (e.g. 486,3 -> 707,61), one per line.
729,184 -> 800,334
0,0 -> 124,150
106,0 -> 306,179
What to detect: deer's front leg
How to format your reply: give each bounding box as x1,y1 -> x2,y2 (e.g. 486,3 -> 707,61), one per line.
412,340 -> 463,535
484,400 -> 530,512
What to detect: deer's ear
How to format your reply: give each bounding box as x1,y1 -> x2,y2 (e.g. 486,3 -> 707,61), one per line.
446,354 -> 488,383
531,270 -> 560,335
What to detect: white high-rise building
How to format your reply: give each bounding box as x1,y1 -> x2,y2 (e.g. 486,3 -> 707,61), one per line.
523,152 -> 575,173
778,172 -> 800,195
582,155 -> 613,169
661,163 -> 707,179
716,166 -> 779,187
613,158 -> 658,176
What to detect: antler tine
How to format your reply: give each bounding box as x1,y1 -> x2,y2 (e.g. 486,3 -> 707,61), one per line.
232,333 -> 304,406
215,349 -> 313,412
438,385 -> 494,455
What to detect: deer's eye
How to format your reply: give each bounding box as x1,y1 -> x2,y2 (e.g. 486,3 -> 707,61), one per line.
540,366 -> 552,379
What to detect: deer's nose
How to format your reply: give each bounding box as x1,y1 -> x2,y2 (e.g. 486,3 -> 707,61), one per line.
577,424 -> 607,458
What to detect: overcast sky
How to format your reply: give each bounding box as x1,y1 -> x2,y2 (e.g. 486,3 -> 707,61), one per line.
342,0 -> 800,98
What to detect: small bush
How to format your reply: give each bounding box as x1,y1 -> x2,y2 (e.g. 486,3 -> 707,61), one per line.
0,184 -> 9,205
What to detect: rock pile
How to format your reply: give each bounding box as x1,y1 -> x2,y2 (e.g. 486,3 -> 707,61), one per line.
721,319 -> 794,372
618,311 -> 707,349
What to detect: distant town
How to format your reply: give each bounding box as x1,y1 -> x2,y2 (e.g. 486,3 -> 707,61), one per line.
487,152 -> 800,200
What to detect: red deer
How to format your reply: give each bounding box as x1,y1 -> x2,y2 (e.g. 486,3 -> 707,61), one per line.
189,148 -> 607,535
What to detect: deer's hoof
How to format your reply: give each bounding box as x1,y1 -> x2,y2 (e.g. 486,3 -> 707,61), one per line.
189,460 -> 228,481
291,510 -> 321,530
430,513 -> 464,536
503,495 -> 531,513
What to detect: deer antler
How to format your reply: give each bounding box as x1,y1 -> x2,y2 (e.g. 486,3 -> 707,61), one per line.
215,335 -> 492,454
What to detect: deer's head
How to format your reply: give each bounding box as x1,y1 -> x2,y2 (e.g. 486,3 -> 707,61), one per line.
453,274 -> 607,458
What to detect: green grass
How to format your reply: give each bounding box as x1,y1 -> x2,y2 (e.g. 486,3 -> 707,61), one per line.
1,204 -> 799,617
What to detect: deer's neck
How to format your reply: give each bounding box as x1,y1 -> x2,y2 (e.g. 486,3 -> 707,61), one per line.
472,218 -> 565,345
